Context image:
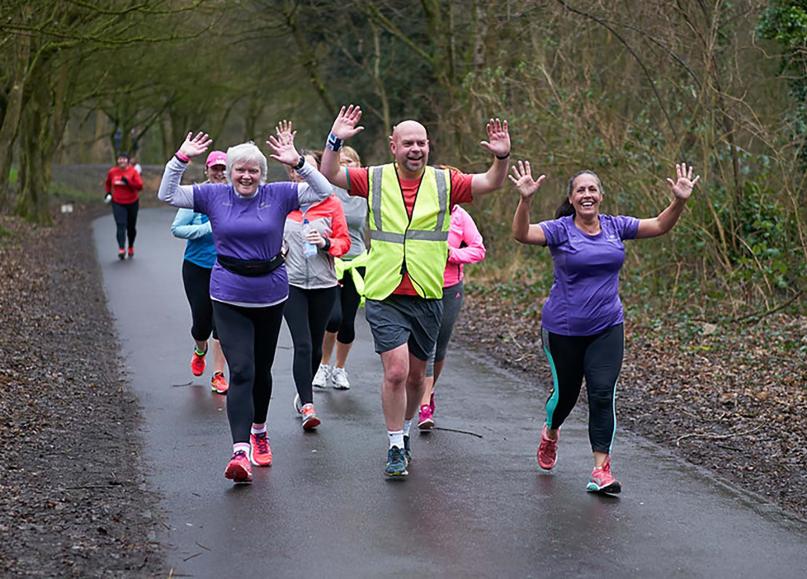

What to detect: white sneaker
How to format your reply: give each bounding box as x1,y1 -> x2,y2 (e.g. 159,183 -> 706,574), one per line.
330,366 -> 350,390
312,364 -> 331,389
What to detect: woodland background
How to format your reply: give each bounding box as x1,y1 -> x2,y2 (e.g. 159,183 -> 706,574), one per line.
1,0 -> 804,317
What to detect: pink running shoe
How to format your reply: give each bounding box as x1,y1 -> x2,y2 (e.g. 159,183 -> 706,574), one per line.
300,404 -> 321,431
210,372 -> 228,395
249,432 -> 273,467
417,404 -> 434,430
537,425 -> 559,471
224,451 -> 253,484
586,456 -> 621,494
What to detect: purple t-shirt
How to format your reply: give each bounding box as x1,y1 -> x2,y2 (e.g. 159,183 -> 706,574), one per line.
193,182 -> 300,305
538,214 -> 639,336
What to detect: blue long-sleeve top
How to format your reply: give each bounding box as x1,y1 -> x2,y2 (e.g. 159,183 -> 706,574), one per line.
170,208 -> 216,268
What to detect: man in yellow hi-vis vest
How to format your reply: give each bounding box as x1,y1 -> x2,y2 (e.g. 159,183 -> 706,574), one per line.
320,105 -> 511,479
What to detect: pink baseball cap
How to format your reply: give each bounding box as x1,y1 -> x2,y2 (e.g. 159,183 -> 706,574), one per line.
205,150 -> 227,168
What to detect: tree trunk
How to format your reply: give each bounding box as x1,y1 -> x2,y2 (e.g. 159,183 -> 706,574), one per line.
0,16 -> 32,210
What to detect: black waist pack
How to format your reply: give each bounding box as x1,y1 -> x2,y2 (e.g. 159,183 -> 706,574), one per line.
216,254 -> 285,277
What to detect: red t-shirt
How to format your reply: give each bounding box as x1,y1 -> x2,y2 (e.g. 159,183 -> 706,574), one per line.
105,166 -> 143,205
346,166 -> 474,295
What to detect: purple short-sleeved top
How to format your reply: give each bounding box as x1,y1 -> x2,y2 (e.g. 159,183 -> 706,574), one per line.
538,214 -> 639,336
193,182 -> 300,305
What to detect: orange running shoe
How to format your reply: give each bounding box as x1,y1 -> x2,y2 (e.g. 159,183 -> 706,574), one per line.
224,451 -> 252,484
190,347 -> 206,376
127,246 -> 135,258
300,403 -> 321,431
210,372 -> 228,394
249,432 -> 273,467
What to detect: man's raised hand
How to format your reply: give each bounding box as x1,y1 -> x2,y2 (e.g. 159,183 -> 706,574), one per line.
480,118 -> 511,159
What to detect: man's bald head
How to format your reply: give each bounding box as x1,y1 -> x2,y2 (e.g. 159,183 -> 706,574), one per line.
390,120 -> 430,176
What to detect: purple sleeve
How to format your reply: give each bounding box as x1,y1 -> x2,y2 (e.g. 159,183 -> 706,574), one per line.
192,183 -> 215,215
613,215 -> 640,240
538,218 -> 567,248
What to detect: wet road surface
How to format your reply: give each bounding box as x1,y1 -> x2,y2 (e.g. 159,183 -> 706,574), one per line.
94,208 -> 807,578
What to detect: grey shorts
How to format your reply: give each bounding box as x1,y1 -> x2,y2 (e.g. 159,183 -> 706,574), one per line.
365,295 -> 443,360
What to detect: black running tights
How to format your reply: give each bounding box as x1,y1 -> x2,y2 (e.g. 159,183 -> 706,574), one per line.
213,300 -> 284,443
111,200 -> 138,249
325,268 -> 363,344
284,285 -> 338,405
541,323 -> 624,454
181,260 -> 217,341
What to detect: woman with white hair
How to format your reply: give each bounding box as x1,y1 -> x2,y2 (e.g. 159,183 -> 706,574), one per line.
158,130 -> 332,484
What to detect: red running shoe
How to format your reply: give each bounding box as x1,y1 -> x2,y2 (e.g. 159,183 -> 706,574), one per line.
537,425 -> 559,471
586,456 -> 621,494
210,372 -> 228,395
190,347 -> 206,376
249,432 -> 273,467
127,246 -> 135,258
300,403 -> 321,431
224,451 -> 252,484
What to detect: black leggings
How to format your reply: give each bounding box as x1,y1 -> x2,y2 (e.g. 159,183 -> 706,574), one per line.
213,300 -> 285,444
326,267 -> 364,344
541,324 -> 624,454
181,260 -> 217,341
284,285 -> 338,405
111,200 -> 138,249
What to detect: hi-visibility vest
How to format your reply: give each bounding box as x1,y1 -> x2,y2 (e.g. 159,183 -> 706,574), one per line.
364,164 -> 451,300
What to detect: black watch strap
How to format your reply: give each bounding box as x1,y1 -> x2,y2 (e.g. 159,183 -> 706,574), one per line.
293,156 -> 306,170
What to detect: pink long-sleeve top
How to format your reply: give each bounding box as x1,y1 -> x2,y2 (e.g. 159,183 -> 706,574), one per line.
443,205 -> 486,287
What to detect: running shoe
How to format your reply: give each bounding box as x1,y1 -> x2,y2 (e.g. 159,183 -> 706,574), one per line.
417,404 -> 434,431
224,450 -> 253,483
117,248 -> 126,260
312,364 -> 331,388
330,366 -> 351,390
403,435 -> 412,464
537,425 -> 559,471
293,393 -> 303,415
300,403 -> 321,431
190,347 -> 206,376
249,432 -> 273,467
384,446 -> 408,479
210,372 -> 228,395
127,246 -> 135,258
586,456 -> 621,494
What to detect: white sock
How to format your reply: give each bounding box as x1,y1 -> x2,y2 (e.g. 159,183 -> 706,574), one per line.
388,430 -> 404,449
233,442 -> 250,455
251,423 -> 267,435
403,420 -> 412,437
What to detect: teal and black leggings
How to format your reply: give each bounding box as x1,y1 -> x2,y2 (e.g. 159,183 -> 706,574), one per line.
540,323 -> 623,454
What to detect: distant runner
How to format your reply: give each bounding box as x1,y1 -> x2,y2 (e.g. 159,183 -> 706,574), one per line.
511,161 -> 699,494
104,152 -> 143,260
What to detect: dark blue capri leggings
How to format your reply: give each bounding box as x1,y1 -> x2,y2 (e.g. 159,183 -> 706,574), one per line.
540,323 -> 624,454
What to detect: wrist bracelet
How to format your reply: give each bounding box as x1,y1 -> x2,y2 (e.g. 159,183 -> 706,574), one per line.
175,151 -> 190,163
326,132 -> 343,152
495,152 -> 511,160
293,155 -> 306,170
322,238 -> 331,251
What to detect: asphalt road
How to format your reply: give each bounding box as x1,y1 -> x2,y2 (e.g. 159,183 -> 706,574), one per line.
94,207 -> 807,578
